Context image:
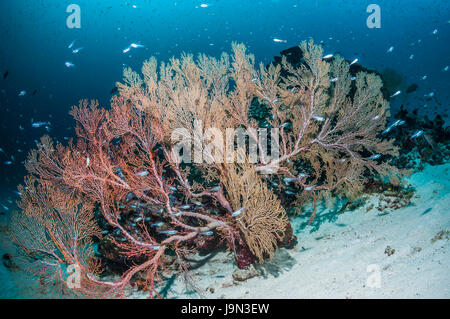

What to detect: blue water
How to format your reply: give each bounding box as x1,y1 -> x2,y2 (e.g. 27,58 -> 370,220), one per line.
0,0 -> 448,298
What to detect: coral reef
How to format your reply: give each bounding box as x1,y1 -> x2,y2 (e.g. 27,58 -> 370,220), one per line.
386,105 -> 450,169
10,41 -> 402,298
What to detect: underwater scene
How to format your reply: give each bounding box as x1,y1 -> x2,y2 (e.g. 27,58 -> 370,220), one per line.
0,0 -> 449,300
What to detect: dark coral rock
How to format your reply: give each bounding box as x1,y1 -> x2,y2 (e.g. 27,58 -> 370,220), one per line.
384,246 -> 395,256
278,223 -> 297,249
235,241 -> 258,269
2,253 -> 18,270
406,83 -> 418,94
232,264 -> 260,282
385,105 -> 450,169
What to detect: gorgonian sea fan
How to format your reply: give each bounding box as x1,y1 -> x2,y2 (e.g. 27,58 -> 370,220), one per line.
12,40 -> 402,298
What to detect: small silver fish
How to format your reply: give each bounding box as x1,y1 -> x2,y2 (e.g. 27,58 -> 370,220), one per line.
201,231 -> 213,236
298,173 -> 310,178
349,58 -> 358,66
382,127 -> 392,135
304,185 -> 316,191
65,62 -> 75,68
151,222 -> 164,227
159,230 -> 178,235
32,121 -> 50,128
273,38 -> 287,43
368,154 -> 381,160
443,66 -> 449,72
283,177 -> 296,184
3,161 -> 12,165
18,90 -> 26,97
410,130 -> 423,139
386,46 -> 394,53
135,170 -> 149,176
72,47 -> 84,54
232,207 -> 245,217
179,205 -> 190,210
285,190 -> 295,195
329,77 -> 338,82
323,54 -> 334,59
390,90 -> 401,98
86,157 -> 90,168
259,167 -> 275,174
209,186 -> 221,192
130,43 -> 144,48
312,115 -> 325,122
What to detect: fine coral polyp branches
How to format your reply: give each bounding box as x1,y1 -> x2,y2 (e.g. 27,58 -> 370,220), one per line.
12,40 -> 402,298
220,160 -> 290,262
250,42 -> 401,216
11,177 -> 103,297
17,98 -> 239,298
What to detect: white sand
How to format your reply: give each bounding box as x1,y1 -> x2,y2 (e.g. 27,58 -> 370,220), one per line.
161,163 -> 450,299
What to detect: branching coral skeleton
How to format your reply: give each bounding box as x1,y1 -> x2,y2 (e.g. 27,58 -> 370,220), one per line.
11,40 -> 402,298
